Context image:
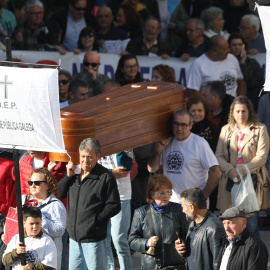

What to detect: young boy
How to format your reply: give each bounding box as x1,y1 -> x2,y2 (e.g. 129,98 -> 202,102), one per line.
2,207 -> 57,270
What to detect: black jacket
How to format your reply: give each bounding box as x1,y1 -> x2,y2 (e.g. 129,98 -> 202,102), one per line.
186,211 -> 226,270
217,228 -> 268,270
58,163 -> 121,242
129,203 -> 189,269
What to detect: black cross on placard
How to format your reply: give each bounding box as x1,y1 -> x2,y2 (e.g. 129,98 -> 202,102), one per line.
0,75 -> 13,99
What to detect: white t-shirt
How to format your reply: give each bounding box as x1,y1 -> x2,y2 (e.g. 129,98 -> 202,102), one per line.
160,134 -> 219,203
98,151 -> 133,200
3,233 -> 57,270
187,53 -> 244,97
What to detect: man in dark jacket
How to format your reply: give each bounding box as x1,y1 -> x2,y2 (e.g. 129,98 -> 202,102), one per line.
218,207 -> 268,270
175,188 -> 225,270
58,138 -> 121,270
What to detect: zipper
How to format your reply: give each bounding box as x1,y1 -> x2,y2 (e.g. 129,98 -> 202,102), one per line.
160,212 -> 164,266
74,179 -> 81,242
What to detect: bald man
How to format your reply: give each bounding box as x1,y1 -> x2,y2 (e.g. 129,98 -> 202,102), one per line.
73,51 -> 109,96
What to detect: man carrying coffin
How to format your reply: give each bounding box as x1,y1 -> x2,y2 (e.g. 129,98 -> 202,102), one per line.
58,138 -> 121,270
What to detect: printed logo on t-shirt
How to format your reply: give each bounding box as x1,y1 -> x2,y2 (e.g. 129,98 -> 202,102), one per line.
26,249 -> 39,264
220,72 -> 236,90
166,151 -> 184,174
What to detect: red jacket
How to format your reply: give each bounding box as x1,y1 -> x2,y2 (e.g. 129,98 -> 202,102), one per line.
0,158 -> 16,214
19,153 -> 67,206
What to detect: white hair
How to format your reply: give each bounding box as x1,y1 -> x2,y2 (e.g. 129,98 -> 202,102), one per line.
242,14 -> 260,32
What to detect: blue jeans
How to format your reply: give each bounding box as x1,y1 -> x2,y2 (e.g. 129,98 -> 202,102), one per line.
69,238 -> 107,270
107,200 -> 132,270
61,230 -> 68,270
247,211 -> 260,238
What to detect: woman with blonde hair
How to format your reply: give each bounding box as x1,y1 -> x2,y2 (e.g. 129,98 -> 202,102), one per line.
216,96 -> 270,237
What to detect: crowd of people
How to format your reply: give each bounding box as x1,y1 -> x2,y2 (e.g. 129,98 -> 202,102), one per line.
0,0 -> 270,269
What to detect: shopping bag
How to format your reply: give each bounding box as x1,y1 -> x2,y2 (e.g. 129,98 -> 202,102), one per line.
231,164 -> 259,213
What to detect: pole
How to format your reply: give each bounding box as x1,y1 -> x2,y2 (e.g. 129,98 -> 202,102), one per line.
5,37 -> 26,266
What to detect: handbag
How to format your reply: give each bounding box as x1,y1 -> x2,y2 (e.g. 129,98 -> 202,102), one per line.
231,164 -> 259,213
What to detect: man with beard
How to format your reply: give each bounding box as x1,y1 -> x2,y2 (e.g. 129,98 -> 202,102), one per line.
175,188 -> 225,270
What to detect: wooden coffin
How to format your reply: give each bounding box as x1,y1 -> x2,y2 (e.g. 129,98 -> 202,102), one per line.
50,81 -> 186,164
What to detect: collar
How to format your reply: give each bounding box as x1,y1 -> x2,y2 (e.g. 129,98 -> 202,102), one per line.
189,210 -> 211,232
24,230 -> 43,239
143,38 -> 158,49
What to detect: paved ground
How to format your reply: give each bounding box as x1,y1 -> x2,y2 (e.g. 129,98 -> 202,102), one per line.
131,210 -> 270,270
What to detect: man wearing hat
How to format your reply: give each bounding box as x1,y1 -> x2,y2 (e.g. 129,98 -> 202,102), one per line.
218,207 -> 268,269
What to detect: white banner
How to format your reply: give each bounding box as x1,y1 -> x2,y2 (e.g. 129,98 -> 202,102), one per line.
0,51 -> 266,88
0,66 -> 66,153
257,3 -> 270,91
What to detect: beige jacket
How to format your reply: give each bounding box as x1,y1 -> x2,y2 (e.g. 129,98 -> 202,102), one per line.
215,122 -> 270,212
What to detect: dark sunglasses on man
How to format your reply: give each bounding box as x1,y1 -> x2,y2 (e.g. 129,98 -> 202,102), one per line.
83,61 -> 99,68
28,180 -> 47,186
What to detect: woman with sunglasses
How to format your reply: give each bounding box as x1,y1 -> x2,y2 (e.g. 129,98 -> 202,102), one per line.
115,54 -> 146,86
129,174 -> 189,270
72,26 -> 99,54
25,167 -> 66,270
58,69 -> 72,104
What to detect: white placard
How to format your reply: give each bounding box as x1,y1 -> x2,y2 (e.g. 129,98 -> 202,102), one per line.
0,66 -> 66,152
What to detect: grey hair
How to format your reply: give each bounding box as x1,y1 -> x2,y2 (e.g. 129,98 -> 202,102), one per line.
180,188 -> 207,209
201,6 -> 223,30
187,18 -> 205,31
206,80 -> 226,100
79,138 -> 101,155
26,0 -> 44,12
241,14 -> 260,32
173,109 -> 193,124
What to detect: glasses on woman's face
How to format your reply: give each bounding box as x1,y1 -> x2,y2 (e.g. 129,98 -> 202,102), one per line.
59,80 -> 69,85
82,33 -> 94,38
28,180 -> 47,186
153,190 -> 172,197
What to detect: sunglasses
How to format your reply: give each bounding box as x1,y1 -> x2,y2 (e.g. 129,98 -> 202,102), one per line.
59,80 -> 69,85
28,180 -> 47,186
72,6 -> 87,11
83,61 -> 99,68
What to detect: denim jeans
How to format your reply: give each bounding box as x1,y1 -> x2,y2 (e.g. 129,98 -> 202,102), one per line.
69,238 -> 107,270
61,229 -> 68,270
247,211 -> 260,238
107,200 -> 133,270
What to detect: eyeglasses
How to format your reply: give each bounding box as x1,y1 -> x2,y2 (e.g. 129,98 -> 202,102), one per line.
28,180 -> 47,186
238,25 -> 251,31
83,61 -> 99,68
172,122 -> 190,129
72,6 -> 87,11
152,190 -> 173,197
125,64 -> 138,70
30,11 -> 44,16
82,33 -> 94,38
59,80 -> 69,85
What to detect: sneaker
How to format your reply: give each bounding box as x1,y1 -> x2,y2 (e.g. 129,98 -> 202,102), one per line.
263,215 -> 270,227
